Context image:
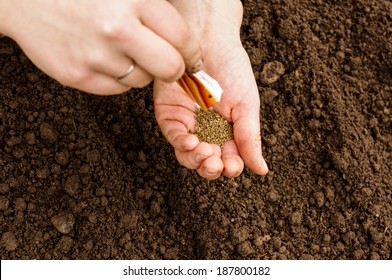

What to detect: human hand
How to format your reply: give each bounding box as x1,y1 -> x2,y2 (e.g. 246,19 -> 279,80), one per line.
154,1 -> 268,180
0,0 -> 202,94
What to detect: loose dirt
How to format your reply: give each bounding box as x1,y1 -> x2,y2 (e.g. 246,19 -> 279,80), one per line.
1,0 -> 391,259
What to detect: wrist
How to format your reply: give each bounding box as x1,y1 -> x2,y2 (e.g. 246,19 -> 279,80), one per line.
169,0 -> 243,43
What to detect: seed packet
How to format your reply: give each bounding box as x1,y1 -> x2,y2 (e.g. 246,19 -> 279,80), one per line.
177,70 -> 223,110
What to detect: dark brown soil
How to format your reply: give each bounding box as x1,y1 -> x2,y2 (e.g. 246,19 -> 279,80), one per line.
1,0 -> 391,260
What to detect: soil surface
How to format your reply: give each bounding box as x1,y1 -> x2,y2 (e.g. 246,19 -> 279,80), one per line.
1,0 -> 391,260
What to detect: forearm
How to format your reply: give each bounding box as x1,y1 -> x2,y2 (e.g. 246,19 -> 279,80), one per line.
168,0 -> 243,42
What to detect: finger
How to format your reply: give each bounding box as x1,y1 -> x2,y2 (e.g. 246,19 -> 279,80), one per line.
86,50 -> 154,88
221,140 -> 244,178
155,105 -> 196,136
153,80 -> 196,111
61,70 -> 130,95
175,142 -> 217,170
121,23 -> 185,82
197,155 -> 224,180
138,0 -> 203,73
167,127 -> 199,152
116,62 -> 153,88
233,103 -> 269,176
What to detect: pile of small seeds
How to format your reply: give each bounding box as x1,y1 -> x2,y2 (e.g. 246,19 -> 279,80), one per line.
194,108 -> 233,147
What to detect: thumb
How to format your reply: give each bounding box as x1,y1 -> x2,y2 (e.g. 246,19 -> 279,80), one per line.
139,0 -> 203,74
233,104 -> 269,176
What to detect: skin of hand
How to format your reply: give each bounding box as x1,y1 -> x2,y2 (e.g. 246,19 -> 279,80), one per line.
0,0 -> 203,94
154,0 -> 268,180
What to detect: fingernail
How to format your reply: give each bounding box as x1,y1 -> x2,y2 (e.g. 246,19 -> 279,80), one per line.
190,58 -> 203,73
261,156 -> 269,171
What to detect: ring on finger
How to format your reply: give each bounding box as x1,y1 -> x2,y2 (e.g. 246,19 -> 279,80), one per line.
117,62 -> 135,80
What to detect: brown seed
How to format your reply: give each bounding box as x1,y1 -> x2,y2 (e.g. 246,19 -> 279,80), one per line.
194,109 -> 233,147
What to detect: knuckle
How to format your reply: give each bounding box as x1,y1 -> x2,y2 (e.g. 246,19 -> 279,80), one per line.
100,17 -> 135,42
133,76 -> 153,88
174,150 -> 188,168
102,25 -> 125,41
59,67 -> 89,88
83,49 -> 106,69
111,85 -> 131,95
162,55 -> 185,82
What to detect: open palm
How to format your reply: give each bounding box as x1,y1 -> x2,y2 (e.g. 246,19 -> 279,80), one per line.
154,38 -> 268,180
